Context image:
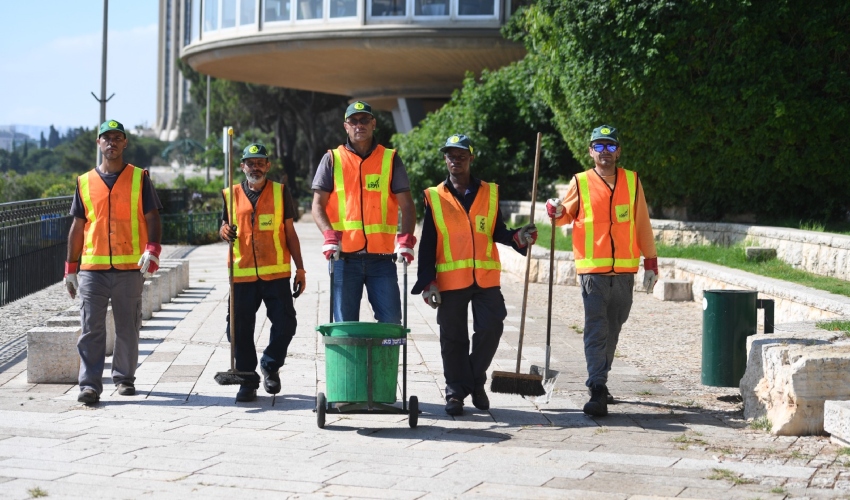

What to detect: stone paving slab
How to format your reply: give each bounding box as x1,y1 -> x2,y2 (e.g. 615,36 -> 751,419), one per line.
0,221 -> 849,499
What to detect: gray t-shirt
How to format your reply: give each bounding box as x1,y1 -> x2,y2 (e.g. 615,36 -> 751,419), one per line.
311,139 -> 410,194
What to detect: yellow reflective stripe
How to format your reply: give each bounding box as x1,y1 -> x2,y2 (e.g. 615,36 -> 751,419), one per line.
79,175 -> 97,260
224,189 -> 244,266
377,149 -> 393,234
428,187 -> 453,264
231,263 -> 291,277
364,223 -> 398,234
332,150 -> 346,228
626,170 -> 637,262
130,168 -> 142,257
576,258 -> 614,268
484,182 -> 498,259
436,259 -> 501,273
272,184 -> 284,270
577,173 -> 594,263
615,258 -> 641,268
332,220 -> 363,231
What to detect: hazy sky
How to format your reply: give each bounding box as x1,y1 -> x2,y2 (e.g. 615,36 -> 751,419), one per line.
0,1 -> 159,130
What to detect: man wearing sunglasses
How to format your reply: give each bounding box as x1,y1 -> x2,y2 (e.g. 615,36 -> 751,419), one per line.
311,101 -> 417,324
545,125 -> 658,417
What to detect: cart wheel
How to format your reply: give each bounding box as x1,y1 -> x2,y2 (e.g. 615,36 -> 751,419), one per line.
408,396 -> 418,428
317,392 -> 327,429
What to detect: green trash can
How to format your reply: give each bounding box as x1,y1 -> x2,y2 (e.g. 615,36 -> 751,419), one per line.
701,289 -> 759,387
316,321 -> 409,403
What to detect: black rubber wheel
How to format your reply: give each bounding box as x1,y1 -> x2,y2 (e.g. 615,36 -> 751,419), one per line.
408,395 -> 419,428
317,392 -> 327,429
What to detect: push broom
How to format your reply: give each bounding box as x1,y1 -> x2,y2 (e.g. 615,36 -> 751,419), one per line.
490,132 -> 546,397
215,127 -> 256,386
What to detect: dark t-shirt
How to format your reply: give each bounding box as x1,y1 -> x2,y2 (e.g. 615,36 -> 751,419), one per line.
311,138 -> 410,194
220,180 -> 296,224
69,165 -> 163,219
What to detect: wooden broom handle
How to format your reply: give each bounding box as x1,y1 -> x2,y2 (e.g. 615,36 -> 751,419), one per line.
515,132 -> 542,373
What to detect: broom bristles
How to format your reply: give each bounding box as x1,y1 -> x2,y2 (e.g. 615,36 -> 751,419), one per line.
490,370 -> 546,397
214,371 -> 257,386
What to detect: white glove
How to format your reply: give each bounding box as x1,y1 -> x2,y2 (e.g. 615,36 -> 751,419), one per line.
65,274 -> 79,299
422,281 -> 441,309
546,198 -> 564,218
138,252 -> 160,278
643,270 -> 658,294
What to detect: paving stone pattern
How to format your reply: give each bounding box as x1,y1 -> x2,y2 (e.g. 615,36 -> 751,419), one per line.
0,222 -> 848,499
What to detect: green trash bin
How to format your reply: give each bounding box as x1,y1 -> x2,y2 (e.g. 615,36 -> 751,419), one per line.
316,321 -> 409,403
701,289 -> 759,387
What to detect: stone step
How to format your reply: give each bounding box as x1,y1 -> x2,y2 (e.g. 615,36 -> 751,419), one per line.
825,400 -> 850,446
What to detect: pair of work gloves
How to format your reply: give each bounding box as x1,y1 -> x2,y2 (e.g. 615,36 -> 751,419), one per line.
218,223 -> 306,298
322,230 -> 418,265
64,243 -> 162,299
421,222 -> 538,309
545,197 -> 659,293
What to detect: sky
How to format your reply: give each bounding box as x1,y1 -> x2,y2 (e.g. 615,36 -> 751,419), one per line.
0,1 -> 159,133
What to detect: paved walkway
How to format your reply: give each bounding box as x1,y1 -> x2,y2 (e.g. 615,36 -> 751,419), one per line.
0,220 -> 848,499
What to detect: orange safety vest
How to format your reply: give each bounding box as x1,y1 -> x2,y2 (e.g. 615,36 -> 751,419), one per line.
572,168 -> 641,274
223,182 -> 291,283
79,165 -> 149,271
325,145 -> 398,254
425,181 -> 501,292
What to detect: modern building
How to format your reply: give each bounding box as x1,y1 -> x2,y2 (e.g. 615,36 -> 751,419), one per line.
156,0 -> 525,139
0,127 -> 32,152
155,0 -> 194,142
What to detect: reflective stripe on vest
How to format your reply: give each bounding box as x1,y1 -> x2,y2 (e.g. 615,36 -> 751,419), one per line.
573,168 -> 640,273
427,181 -> 501,291
224,182 -> 291,282
80,165 -> 146,269
326,146 -> 398,253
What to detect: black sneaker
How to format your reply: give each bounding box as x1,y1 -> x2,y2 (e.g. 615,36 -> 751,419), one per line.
236,386 -> 257,402
471,386 -> 490,410
261,367 -> 281,395
117,383 -> 135,396
582,384 -> 608,417
445,398 -> 464,416
77,389 -> 99,405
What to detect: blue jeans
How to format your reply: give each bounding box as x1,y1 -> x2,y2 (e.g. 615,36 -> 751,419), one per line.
332,255 -> 401,324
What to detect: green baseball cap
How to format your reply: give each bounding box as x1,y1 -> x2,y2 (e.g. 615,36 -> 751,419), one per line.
98,119 -> 125,137
440,134 -> 474,154
241,143 -> 269,160
590,125 -> 618,143
344,100 -> 373,120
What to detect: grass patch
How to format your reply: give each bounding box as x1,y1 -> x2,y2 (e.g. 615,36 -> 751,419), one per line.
789,450 -> 810,460
750,416 -> 773,432
28,487 -> 48,498
594,427 -> 609,435
656,242 -> 850,298
838,447 -> 850,456
710,446 -> 735,455
645,376 -> 662,383
570,324 -> 583,334
707,468 -> 755,485
770,486 -> 787,494
533,223 -> 572,251
637,390 -> 653,396
816,320 -> 850,337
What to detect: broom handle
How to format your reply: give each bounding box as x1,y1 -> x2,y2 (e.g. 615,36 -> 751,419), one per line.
226,127 -> 235,372
515,132 -> 542,374
545,216 -> 556,378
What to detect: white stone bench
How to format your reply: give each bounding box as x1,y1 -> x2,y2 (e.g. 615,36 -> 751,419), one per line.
824,400 -> 850,446
27,326 -> 81,383
161,259 -> 190,292
59,305 -> 115,356
652,279 -> 693,301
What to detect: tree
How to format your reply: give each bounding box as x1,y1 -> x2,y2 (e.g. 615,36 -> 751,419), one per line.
508,0 -> 850,222
392,59 -> 580,214
48,125 -> 61,148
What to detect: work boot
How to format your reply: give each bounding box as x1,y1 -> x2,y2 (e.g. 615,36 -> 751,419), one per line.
261,367 -> 281,395
583,384 -> 608,417
236,386 -> 257,402
445,398 -> 464,416
471,386 -> 490,411
117,383 -> 135,396
77,389 -> 99,405
606,387 -> 615,405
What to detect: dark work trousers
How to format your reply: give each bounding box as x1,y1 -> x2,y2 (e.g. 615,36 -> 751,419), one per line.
580,274 -> 634,388
225,277 -> 297,389
436,285 -> 507,402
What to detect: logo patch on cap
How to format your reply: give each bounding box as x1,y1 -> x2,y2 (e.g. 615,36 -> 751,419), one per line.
600,127 -> 611,135
108,121 -> 118,128
354,102 -> 365,110
450,135 -> 460,143
249,145 -> 259,154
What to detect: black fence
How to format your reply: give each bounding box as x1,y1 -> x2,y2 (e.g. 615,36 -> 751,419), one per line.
158,188 -> 189,214
0,197 -> 73,306
161,212 -> 220,245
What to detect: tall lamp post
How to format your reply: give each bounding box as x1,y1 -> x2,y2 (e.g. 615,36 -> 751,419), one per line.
91,0 -> 114,164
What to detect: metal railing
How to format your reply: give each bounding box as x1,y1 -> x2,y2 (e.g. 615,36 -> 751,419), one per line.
161,211 -> 221,245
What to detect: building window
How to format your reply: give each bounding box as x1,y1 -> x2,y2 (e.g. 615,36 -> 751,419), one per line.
204,0 -> 219,31
191,0 -> 200,41
222,0 -> 237,28
265,0 -> 290,22
241,0 -> 256,24
330,0 -> 356,18
458,0 -> 494,15
415,0 -> 448,16
296,0 -> 323,20
370,0 -> 405,16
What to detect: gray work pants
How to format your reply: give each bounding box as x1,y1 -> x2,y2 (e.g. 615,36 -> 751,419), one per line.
77,270 -> 144,394
580,274 -> 634,388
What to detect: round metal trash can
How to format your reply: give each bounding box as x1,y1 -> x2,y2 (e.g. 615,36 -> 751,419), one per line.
701,289 -> 757,387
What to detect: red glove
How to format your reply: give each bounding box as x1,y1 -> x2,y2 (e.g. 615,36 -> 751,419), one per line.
322,230 -> 342,260
546,198 -> 564,218
138,242 -> 162,276
512,223 -> 537,248
422,281 -> 441,309
395,233 -> 417,264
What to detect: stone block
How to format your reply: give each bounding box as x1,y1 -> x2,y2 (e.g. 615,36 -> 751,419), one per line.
158,263 -> 179,299
162,259 -> 190,292
49,307 -> 115,356
741,330 -> 850,435
142,280 -> 155,319
652,280 -> 693,302
27,326 -> 81,383
824,400 -> 850,446
746,246 -> 777,262
145,275 -> 162,314
153,268 -> 172,305
510,213 -> 529,225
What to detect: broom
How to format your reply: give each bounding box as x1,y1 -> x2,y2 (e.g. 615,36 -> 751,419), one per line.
490,132 -> 546,397
215,127 -> 256,386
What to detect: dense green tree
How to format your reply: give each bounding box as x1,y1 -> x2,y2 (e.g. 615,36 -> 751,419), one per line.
392,59 -> 580,214
507,0 -> 850,221
47,125 -> 61,149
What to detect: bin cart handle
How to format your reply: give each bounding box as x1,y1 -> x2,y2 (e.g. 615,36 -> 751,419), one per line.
757,299 -> 774,333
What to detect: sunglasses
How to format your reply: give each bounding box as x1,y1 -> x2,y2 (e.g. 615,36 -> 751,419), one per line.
591,143 -> 619,153
346,116 -> 373,126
